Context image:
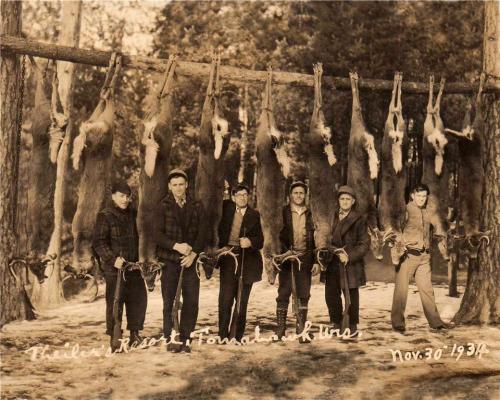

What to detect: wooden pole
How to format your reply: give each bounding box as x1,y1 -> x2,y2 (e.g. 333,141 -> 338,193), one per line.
0,1 -> 28,325
2,34 -> 500,94
30,1 -> 82,307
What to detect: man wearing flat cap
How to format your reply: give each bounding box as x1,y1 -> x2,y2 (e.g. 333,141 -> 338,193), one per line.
324,185 -> 369,336
275,181 -> 319,342
155,169 -> 206,352
217,183 -> 264,341
93,180 -> 147,348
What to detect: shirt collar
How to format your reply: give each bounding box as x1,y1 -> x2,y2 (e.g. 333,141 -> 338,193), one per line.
174,195 -> 186,208
291,204 -> 307,215
236,206 -> 247,215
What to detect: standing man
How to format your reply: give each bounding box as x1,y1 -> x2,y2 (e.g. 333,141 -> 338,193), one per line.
217,183 -> 264,342
324,186 -> 369,336
391,183 -> 451,332
276,181 -> 319,341
93,180 -> 147,348
155,169 -> 206,352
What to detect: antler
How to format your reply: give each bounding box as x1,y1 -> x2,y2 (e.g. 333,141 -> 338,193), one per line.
196,246 -> 239,279
271,249 -> 305,271
315,246 -> 347,271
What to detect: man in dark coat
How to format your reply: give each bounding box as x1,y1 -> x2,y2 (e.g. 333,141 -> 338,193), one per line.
324,185 -> 369,336
155,169 -> 206,352
276,181 -> 320,341
217,183 -> 264,341
93,180 -> 147,347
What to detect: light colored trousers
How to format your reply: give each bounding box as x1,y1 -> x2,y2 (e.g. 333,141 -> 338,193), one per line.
391,253 -> 445,329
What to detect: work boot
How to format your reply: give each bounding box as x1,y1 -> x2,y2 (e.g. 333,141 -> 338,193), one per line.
275,308 -> 287,341
129,330 -> 144,347
331,322 -> 342,337
298,308 -> 312,344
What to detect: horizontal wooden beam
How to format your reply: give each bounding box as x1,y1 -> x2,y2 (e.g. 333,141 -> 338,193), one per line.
2,34 -> 499,94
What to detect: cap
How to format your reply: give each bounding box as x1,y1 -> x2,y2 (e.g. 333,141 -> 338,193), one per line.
167,168 -> 188,182
111,179 -> 131,196
289,180 -> 308,193
337,185 -> 356,199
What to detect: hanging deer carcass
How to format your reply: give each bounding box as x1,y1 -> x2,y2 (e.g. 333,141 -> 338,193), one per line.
70,54 -> 122,272
137,55 -> 178,290
307,63 -> 340,252
444,74 -> 489,258
256,69 -> 291,284
379,72 -> 408,255
195,53 -> 231,250
421,76 -> 450,252
26,58 -> 57,259
347,72 -> 382,259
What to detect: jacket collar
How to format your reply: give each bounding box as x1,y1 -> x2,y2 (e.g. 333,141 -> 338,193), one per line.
334,209 -> 362,237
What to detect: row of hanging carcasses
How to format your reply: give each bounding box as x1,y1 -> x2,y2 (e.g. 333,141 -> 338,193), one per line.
28,53 -> 486,279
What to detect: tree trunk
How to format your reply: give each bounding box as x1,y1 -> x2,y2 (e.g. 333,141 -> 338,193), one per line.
0,1 -> 30,326
453,1 -> 500,324
30,0 -> 82,307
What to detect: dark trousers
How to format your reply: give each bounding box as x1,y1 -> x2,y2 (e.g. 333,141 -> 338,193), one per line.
218,257 -> 253,340
161,260 -> 200,342
324,265 -> 360,325
276,261 -> 312,309
104,271 -> 147,335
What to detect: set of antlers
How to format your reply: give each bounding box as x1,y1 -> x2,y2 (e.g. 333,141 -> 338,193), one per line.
196,246 -> 239,279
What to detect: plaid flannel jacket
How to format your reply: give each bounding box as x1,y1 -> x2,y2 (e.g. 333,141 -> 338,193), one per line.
92,205 -> 139,274
155,193 -> 206,264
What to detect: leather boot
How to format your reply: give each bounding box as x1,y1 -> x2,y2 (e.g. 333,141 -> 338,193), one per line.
275,308 -> 287,341
129,330 -> 144,347
298,308 -> 312,344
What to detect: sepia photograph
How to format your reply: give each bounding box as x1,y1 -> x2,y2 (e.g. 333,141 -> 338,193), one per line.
0,1 -> 499,399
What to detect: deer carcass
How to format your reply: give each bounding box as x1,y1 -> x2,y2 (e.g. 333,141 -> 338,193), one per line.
26,58 -> 57,257
422,76 -> 449,236
307,63 -> 340,249
347,72 -> 381,259
71,54 -> 122,272
137,55 -> 177,283
444,74 -> 489,257
256,69 -> 290,284
379,72 -> 408,250
195,53 -> 231,249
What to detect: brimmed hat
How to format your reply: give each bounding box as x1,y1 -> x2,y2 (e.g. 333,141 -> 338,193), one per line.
289,180 -> 308,193
231,183 -> 251,195
167,168 -> 188,182
337,185 -> 356,199
111,180 -> 131,196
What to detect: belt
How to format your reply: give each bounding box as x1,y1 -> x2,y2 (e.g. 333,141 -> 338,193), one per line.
407,248 -> 430,256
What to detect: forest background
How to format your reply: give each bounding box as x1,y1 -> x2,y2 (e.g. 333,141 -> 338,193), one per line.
17,0 -> 482,259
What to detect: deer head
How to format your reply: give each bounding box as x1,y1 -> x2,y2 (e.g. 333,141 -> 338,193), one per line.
137,260 -> 163,292
368,227 -> 396,261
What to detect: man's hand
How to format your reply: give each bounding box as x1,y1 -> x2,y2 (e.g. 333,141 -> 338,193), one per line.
337,250 -> 349,265
174,243 -> 192,256
311,263 -> 320,276
240,237 -> 252,249
180,252 -> 197,268
114,257 -> 125,269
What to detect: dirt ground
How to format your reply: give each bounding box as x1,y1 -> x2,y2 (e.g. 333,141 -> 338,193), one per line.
1,260 -> 498,400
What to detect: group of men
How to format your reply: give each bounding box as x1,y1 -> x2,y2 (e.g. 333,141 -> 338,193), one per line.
92,169 -> 452,353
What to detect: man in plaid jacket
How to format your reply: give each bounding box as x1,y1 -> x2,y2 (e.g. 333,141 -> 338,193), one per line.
92,180 -> 147,347
155,169 -> 206,352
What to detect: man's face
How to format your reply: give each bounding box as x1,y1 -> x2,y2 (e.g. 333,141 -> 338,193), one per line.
232,189 -> 249,208
411,190 -> 428,208
339,193 -> 355,212
290,186 -> 306,207
112,191 -> 131,209
168,176 -> 188,198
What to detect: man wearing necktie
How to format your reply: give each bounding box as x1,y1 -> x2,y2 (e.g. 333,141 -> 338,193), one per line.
155,169 -> 206,352
275,181 -> 319,341
325,185 -> 369,336
217,183 -> 264,341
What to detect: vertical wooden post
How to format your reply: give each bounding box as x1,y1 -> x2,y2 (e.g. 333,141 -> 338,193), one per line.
454,1 -> 500,324
31,0 -> 82,307
0,1 -> 27,325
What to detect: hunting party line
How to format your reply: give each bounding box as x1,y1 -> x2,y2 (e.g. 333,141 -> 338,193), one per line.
24,322 -> 360,361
